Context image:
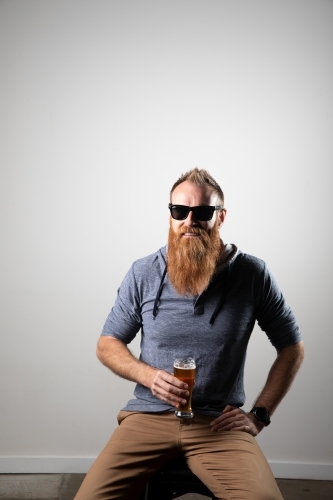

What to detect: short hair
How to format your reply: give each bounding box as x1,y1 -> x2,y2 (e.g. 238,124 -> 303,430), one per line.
170,167 -> 224,206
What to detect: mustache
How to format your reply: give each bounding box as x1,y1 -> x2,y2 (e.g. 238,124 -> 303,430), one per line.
177,226 -> 207,236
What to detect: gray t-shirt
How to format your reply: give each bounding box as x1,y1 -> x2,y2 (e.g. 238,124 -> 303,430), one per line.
101,244 -> 301,417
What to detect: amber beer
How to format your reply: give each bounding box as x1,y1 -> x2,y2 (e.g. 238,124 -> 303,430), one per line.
173,357 -> 196,418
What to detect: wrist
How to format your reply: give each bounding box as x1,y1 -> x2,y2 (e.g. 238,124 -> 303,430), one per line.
248,412 -> 265,431
143,365 -> 158,389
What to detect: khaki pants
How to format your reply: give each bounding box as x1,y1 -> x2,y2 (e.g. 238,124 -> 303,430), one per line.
74,411 -> 283,500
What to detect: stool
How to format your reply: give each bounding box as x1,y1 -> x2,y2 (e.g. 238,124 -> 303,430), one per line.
142,456 -> 218,500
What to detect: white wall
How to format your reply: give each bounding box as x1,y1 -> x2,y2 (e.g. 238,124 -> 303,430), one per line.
0,0 -> 332,479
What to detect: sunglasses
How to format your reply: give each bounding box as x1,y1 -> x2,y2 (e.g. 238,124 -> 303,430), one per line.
168,204 -> 223,221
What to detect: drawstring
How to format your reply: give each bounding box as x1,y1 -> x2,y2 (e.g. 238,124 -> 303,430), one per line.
153,266 -> 167,319
209,265 -> 231,325
209,257 -> 238,324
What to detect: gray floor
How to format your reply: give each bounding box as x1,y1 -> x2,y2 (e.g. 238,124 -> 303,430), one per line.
0,474 -> 333,500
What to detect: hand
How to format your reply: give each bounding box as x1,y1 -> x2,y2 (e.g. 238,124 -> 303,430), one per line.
150,369 -> 189,408
210,405 -> 265,436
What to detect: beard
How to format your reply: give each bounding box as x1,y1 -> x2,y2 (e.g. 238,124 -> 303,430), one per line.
167,220 -> 222,296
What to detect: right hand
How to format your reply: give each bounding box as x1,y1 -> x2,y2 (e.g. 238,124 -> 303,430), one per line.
150,369 -> 189,408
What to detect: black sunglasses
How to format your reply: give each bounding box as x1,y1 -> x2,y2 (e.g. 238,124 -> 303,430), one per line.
168,204 -> 223,221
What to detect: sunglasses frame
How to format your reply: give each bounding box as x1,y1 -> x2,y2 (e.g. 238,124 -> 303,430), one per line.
168,204 -> 223,221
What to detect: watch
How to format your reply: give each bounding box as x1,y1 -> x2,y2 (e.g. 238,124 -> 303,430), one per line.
249,407 -> 271,426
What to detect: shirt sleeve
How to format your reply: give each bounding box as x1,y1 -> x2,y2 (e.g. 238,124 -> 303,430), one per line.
255,263 -> 302,350
101,264 -> 143,344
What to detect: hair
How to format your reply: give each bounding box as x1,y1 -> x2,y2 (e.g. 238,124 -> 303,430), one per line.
170,167 -> 224,206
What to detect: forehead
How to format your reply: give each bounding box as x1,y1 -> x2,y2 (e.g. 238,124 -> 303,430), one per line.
171,181 -> 217,205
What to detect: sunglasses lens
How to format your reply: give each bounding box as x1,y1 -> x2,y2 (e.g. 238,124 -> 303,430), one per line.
170,206 -> 189,220
193,206 -> 214,221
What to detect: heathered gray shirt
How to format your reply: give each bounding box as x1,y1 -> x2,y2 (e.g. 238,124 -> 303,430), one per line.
101,244 -> 301,417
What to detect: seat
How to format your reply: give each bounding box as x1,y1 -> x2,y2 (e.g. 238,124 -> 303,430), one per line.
141,455 -> 218,500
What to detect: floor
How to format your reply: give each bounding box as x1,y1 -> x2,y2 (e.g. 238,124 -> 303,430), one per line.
0,474 -> 333,500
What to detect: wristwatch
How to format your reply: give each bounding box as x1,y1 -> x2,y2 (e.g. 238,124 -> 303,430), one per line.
249,407 -> 271,426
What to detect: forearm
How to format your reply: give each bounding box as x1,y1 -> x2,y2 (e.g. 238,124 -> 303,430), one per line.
211,340 -> 304,435
252,340 -> 305,415
96,335 -> 190,408
96,335 -> 155,389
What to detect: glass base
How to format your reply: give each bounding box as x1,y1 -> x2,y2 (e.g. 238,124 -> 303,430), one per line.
175,409 -> 194,418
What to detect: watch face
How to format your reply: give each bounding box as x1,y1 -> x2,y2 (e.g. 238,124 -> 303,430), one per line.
251,407 -> 271,426
256,407 -> 268,420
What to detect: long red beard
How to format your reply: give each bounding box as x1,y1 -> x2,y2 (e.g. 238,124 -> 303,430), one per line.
167,221 -> 222,296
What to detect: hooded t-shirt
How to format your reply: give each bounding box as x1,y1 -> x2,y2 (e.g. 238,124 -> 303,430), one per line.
101,244 -> 301,417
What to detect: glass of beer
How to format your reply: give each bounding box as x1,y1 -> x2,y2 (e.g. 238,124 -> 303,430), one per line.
173,357 -> 196,418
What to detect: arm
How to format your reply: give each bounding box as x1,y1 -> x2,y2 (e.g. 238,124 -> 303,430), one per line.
97,335 -> 189,408
210,340 -> 305,434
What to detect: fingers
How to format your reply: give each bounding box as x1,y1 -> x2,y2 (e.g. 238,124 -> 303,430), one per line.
150,370 -> 189,407
210,406 -> 259,436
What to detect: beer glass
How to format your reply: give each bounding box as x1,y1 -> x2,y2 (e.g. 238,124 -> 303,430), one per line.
173,357 -> 196,418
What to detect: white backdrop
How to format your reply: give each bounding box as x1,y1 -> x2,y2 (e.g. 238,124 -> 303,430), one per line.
0,0 -> 332,479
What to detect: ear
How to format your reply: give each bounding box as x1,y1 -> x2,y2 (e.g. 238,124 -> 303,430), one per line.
217,208 -> 227,228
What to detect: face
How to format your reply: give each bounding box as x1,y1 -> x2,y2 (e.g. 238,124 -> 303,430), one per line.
170,180 -> 226,235
167,181 -> 226,296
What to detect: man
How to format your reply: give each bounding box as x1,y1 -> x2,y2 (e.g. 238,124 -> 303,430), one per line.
75,168 -> 304,500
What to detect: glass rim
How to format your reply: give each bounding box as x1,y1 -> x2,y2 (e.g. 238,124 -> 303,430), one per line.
174,357 -> 196,367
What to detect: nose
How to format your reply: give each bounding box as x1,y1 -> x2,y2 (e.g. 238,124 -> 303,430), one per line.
185,209 -> 199,226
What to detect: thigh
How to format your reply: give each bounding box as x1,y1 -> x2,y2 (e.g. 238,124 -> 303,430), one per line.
182,415 -> 283,500
74,411 -> 180,500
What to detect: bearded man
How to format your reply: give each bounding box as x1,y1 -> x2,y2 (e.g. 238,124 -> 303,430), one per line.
74,168 -> 304,500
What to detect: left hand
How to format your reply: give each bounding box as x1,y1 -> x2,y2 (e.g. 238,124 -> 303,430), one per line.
210,405 -> 264,436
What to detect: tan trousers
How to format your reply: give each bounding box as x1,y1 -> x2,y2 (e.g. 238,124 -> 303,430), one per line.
74,411 -> 283,500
